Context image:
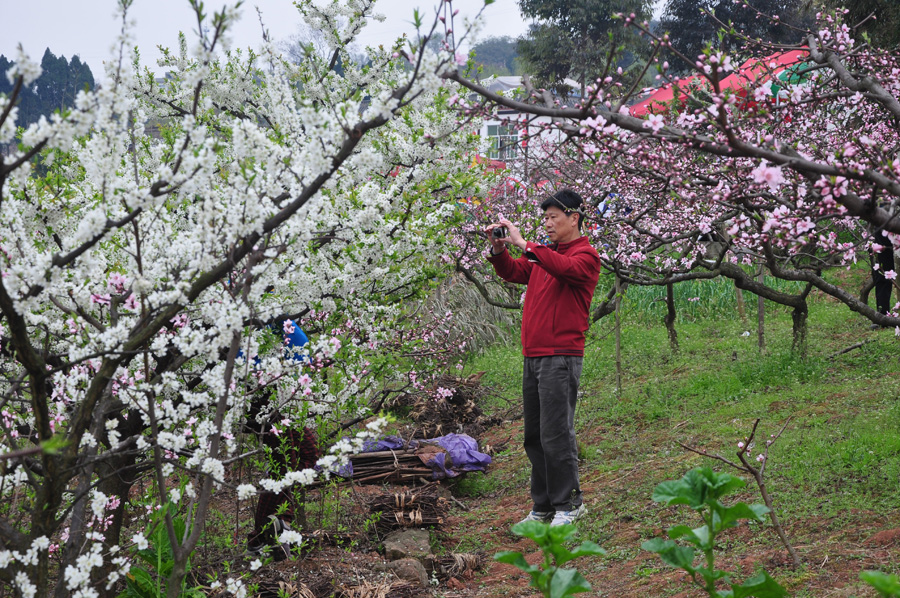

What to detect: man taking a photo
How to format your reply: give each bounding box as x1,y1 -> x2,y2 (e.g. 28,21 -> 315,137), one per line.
485,189 -> 601,527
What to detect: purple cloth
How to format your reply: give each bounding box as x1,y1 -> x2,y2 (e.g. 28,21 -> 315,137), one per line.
340,433 -> 491,480
361,436 -> 406,453
412,433 -> 492,480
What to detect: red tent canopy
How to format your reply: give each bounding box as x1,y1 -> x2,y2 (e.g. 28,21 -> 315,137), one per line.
629,74 -> 702,117
629,49 -> 809,117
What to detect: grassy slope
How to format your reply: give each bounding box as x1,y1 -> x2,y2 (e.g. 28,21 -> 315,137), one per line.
448,280 -> 900,598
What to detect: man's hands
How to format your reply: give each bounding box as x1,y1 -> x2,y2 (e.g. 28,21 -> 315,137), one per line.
485,216 -> 527,254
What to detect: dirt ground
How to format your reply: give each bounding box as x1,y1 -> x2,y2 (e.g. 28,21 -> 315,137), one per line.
194,381 -> 900,598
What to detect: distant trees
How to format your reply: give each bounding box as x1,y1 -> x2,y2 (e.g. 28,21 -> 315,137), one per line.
516,0 -> 651,96
279,20 -> 368,69
470,36 -> 521,77
658,0 -> 812,67
0,48 -> 94,131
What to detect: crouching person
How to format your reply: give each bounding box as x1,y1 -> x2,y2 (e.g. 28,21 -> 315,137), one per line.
244,319 -> 320,559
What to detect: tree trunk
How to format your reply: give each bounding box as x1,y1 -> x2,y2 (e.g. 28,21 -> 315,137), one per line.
735,284 -> 747,324
792,300 -> 808,358
93,450 -> 141,598
757,269 -> 766,353
664,282 -> 679,352
615,275 -> 623,396
859,275 -> 874,306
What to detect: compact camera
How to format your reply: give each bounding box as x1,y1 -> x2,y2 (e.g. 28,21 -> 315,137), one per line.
492,226 -> 509,239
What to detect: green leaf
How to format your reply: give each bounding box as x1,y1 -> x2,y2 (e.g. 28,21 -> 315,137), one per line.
494,551 -> 538,575
731,571 -> 787,598
39,435 -> 69,455
511,520 -> 551,544
567,541 -> 606,559
651,478 -> 700,507
545,538 -> 604,568
546,523 -> 579,545
121,566 -> 157,598
695,467 -> 747,500
549,567 -> 592,598
652,468 -> 747,509
719,503 -> 770,529
641,538 -> 673,553
861,571 -> 900,597
641,538 -> 696,572
668,525 -> 701,545
695,567 -> 732,583
694,524 -> 713,549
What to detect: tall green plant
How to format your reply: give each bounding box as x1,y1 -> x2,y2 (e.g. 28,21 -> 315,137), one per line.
642,467 -> 787,598
495,521 -> 605,598
862,571 -> 900,597
120,505 -> 203,598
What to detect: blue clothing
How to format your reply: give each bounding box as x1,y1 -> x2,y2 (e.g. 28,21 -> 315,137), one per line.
238,320 -> 309,365
281,322 -> 309,362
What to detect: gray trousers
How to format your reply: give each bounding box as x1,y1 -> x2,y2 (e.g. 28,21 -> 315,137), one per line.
522,355 -> 583,512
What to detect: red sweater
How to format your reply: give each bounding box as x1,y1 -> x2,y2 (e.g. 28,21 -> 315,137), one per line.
487,236 -> 601,357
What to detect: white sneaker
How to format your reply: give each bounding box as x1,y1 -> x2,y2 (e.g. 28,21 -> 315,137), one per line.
550,505 -> 586,527
518,510 -> 554,525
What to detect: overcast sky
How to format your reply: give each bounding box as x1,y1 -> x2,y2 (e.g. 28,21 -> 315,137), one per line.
0,0 -> 531,79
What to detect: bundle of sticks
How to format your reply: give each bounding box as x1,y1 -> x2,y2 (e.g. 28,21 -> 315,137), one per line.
346,448 -> 435,485
435,552 -> 486,580
367,484 -> 449,532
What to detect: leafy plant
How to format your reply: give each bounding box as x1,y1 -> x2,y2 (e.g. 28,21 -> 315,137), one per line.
861,571 -> 900,597
494,521 -> 605,598
119,505 -> 203,598
642,467 -> 787,598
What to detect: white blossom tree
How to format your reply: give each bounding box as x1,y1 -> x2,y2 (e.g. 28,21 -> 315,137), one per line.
0,0 -> 487,596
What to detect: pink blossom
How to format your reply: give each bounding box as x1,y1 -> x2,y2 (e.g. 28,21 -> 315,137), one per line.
91,294 -> 111,306
750,163 -> 785,192
643,114 -> 665,133
107,272 -> 128,293
753,86 -> 772,102
885,270 -> 897,280
123,294 -> 139,311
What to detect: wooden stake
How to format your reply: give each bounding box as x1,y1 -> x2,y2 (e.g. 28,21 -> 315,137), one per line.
757,267 -> 765,353
615,274 -> 623,396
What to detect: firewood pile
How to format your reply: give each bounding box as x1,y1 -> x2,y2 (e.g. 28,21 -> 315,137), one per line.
394,372 -> 507,438
334,580 -> 422,598
435,552 -> 486,580
367,484 -> 449,533
254,577 -> 423,598
343,445 -> 439,485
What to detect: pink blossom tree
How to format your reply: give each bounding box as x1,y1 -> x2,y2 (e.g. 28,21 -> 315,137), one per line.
446,4 -> 900,351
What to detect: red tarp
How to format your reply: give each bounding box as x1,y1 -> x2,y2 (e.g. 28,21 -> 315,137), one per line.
629,49 -> 809,117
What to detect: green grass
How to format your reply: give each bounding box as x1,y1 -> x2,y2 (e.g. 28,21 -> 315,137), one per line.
463,281 -> 900,529
610,274 -> 813,324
